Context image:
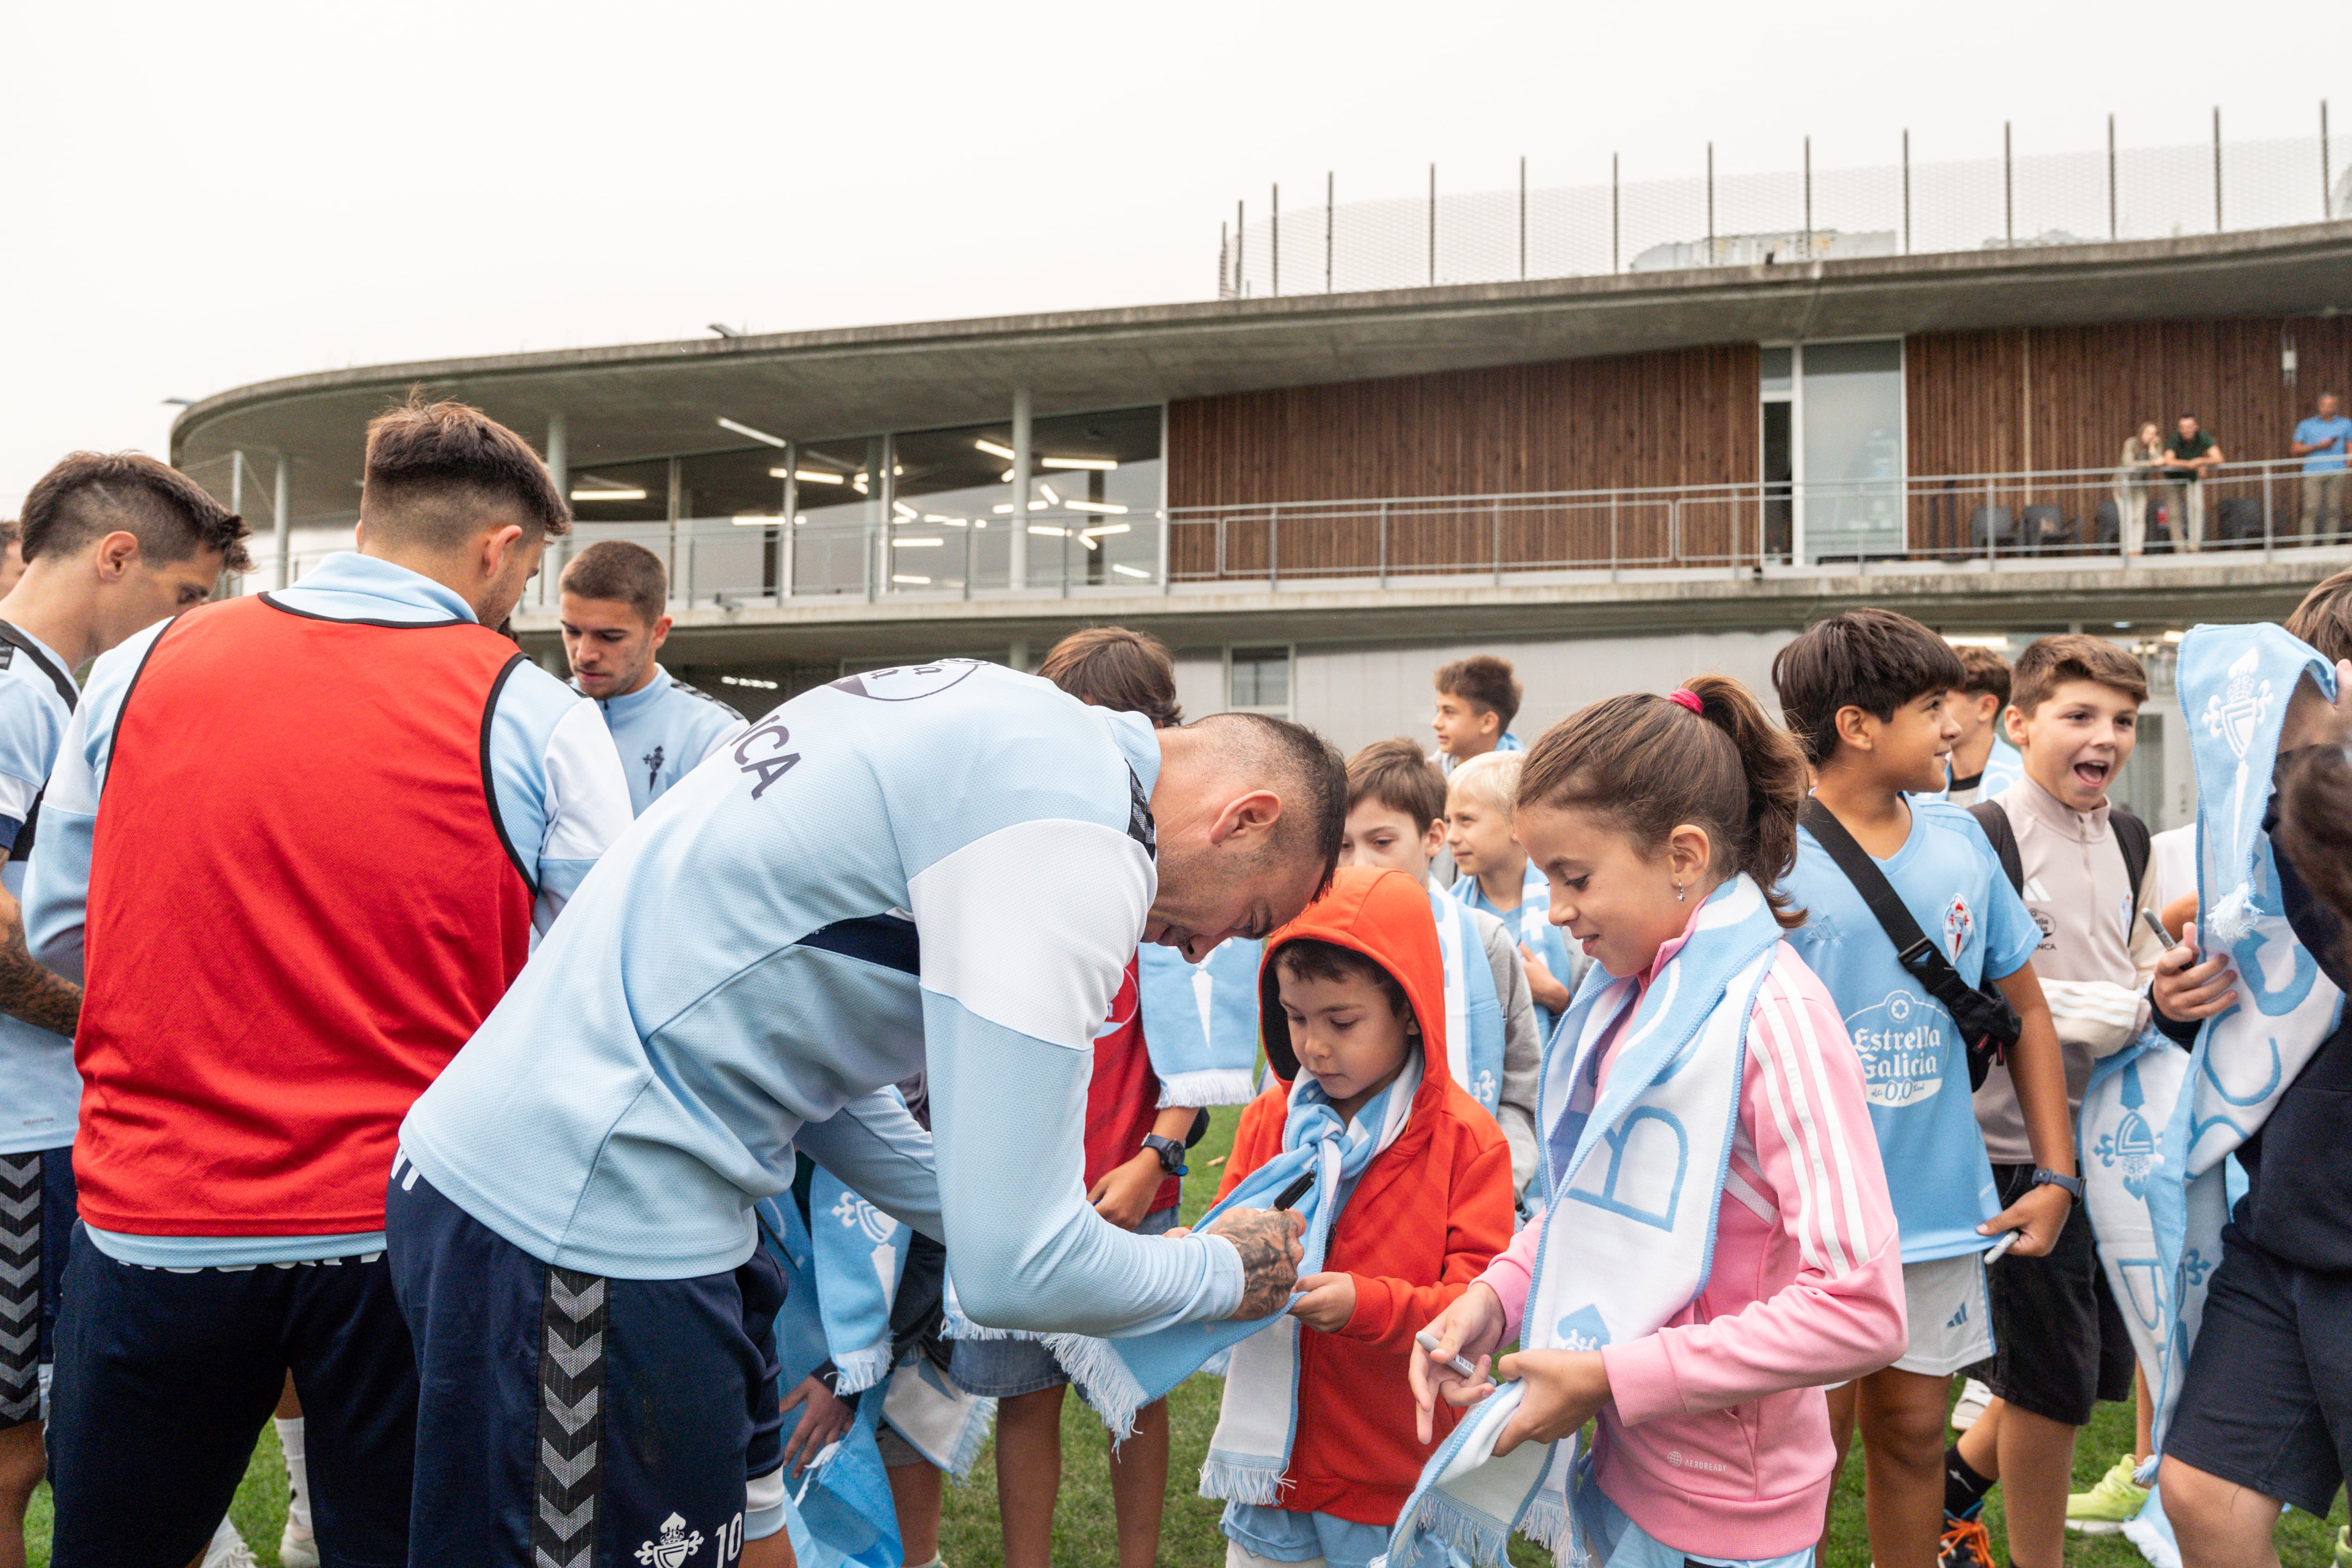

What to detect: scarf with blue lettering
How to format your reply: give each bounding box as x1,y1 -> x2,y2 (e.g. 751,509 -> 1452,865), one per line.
1454,861 -> 1580,1039
2081,623 -> 2343,1458
1430,885 -> 1507,1113
1138,938 -> 1267,1106
1377,877 -> 1780,1568
755,1194 -> 901,1568
1047,1050 -> 1419,1447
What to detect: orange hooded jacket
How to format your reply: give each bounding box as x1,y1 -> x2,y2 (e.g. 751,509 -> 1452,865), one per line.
1214,865 -> 1516,1526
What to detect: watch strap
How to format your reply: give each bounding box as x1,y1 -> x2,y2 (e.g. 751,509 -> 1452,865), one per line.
2031,1167 -> 2084,1202
1142,1134 -> 1188,1178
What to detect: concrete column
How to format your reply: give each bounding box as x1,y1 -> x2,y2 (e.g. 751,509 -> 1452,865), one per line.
777,445 -> 797,602
1007,637 -> 1029,673
544,411 -> 569,609
272,457 -> 292,590
1009,388 -> 1032,591
666,456 -> 684,605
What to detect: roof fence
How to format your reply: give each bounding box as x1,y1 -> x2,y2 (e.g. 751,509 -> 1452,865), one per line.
1219,104 -> 2349,298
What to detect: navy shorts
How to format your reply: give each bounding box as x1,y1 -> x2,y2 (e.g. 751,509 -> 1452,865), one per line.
0,1144 -> 73,1430
2166,1222 -> 2352,1518
387,1154 -> 786,1568
47,1222 -> 418,1568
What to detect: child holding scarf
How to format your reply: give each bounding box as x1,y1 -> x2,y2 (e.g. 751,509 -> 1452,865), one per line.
1395,677 -> 1906,1568
1071,865 -> 1515,1568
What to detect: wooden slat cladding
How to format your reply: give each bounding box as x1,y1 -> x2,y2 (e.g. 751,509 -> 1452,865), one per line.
1907,318 -> 2352,478
1167,345 -> 1759,580
1169,344 -> 1758,506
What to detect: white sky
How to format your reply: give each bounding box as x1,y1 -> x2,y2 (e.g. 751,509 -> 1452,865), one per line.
3,0 -> 2343,508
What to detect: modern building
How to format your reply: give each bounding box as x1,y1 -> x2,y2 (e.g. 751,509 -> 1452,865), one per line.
171,214 -> 2352,829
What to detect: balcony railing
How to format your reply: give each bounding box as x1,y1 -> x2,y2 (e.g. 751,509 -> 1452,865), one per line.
252,457 -> 2351,611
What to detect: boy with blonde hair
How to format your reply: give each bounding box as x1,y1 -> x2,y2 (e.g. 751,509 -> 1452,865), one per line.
1444,750 -> 1583,1041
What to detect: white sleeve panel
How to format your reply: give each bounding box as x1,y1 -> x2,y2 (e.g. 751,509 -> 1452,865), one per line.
541,698 -> 635,863
907,818 -> 1152,1053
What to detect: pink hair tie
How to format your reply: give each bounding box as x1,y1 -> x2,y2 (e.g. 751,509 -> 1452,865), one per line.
1668,688 -> 1704,714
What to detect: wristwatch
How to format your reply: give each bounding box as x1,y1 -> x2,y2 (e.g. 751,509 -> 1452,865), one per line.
2031,1168 -> 2083,1203
1142,1134 -> 1188,1178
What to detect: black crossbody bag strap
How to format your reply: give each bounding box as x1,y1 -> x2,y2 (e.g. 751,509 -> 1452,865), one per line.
1801,798 -> 2019,1086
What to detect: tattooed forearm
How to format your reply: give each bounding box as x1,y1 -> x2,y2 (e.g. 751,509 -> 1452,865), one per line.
0,907 -> 79,1039
1205,1206 -> 1305,1320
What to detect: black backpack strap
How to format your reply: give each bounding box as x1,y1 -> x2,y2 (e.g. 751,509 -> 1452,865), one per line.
0,620 -> 77,865
1801,799 -> 1987,1022
1967,800 -> 2026,894
2111,807 -> 2153,898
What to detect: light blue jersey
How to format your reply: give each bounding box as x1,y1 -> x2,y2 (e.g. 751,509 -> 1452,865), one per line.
0,622 -> 79,1155
1455,860 -> 1583,1044
24,553 -> 634,1266
399,660 -> 1246,1340
1780,798 -> 2040,1262
580,664 -> 748,815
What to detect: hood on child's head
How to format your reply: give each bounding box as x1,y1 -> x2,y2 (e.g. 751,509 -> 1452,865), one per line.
1256,864 -> 1447,1094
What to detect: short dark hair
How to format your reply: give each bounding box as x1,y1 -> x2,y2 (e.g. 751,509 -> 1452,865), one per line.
362,393 -> 569,549
1347,737 -> 1447,834
561,540 -> 667,624
1772,609 -> 1966,766
1196,711 -> 1347,895
0,520 -> 18,549
1038,626 -> 1182,727
2287,569 -> 2352,665
1953,645 -> 2012,707
2010,635 -> 2149,715
18,452 -> 251,573
1434,654 -> 1522,731
1273,936 -> 1411,1020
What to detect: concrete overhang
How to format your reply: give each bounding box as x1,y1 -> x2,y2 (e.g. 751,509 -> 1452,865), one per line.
508,550 -> 2352,666
174,223 -> 2352,524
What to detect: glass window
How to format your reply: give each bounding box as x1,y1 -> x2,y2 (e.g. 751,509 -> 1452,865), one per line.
1229,645 -> 1291,711
678,447 -> 788,605
891,424 -> 1012,593
1759,346 -> 1794,396
1799,339 -> 1904,562
1023,407 -> 1164,589
790,439 -> 878,597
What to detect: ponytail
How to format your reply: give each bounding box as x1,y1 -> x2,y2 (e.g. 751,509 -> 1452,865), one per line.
1518,674 -> 1809,929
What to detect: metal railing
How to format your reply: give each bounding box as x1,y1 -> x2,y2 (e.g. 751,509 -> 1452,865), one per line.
247,458 -> 2352,609
1220,103 -> 2347,297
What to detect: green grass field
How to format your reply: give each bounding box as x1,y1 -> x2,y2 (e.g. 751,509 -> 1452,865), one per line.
23,1105 -> 2350,1565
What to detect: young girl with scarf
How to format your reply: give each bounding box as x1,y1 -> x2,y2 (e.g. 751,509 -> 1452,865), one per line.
1393,677 -> 1906,1568
1105,865 -> 1513,1568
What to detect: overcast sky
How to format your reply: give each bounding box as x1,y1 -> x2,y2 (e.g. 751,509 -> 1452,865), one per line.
4,0 -> 2343,508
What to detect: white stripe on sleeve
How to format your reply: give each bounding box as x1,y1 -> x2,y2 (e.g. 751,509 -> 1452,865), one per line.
1750,981 -> 1852,1276
908,818 -> 1151,1053
1778,969 -> 1876,1267
541,697 -> 634,864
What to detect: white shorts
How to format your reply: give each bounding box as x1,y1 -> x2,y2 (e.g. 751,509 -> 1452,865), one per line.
1893,1252 -> 1994,1376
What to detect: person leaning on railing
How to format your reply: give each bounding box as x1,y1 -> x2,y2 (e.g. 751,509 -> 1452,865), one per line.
2161,414 -> 2224,553
2290,392 -> 2351,544
2115,422 -> 2166,557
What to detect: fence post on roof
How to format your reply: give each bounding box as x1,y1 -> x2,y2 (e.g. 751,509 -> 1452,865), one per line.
1519,155 -> 1527,280
2108,115 -> 2119,240
1902,129 -> 1911,253
2004,122 -> 2014,246
2324,102 -> 2334,218
1803,136 -> 1812,253
2214,107 -> 2224,231
1428,164 -> 1437,286
1272,183 -> 1281,296
1326,171 -> 1335,293
1706,142 -> 1715,259
1611,153 -> 1620,274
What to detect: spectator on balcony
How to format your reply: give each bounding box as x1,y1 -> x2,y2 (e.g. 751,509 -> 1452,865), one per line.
2291,392 -> 2351,543
2114,422 -> 2166,557
2161,415 -> 2224,553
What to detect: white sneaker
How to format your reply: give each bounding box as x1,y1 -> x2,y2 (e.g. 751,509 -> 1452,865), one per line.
1950,1377 -> 1993,1432
198,1517 -> 260,1568
279,1517 -> 322,1568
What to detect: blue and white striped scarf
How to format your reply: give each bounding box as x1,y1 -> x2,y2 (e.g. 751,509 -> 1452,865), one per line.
1378,877 -> 1781,1568
1049,1051 -> 1419,1452
1138,938 -> 1267,1106
2082,623 -> 2343,1459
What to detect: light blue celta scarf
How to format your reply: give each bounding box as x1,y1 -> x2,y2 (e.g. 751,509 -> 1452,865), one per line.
1377,876 -> 1780,1568
1430,885 -> 1507,1113
755,1194 -> 903,1568
1138,937 -> 1267,1106
808,1168 -> 914,1395
2081,623 -> 2343,1458
1048,1050 -> 1420,1452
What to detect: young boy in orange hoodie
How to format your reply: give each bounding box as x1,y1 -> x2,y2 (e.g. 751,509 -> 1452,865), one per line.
1208,864 -> 1516,1568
